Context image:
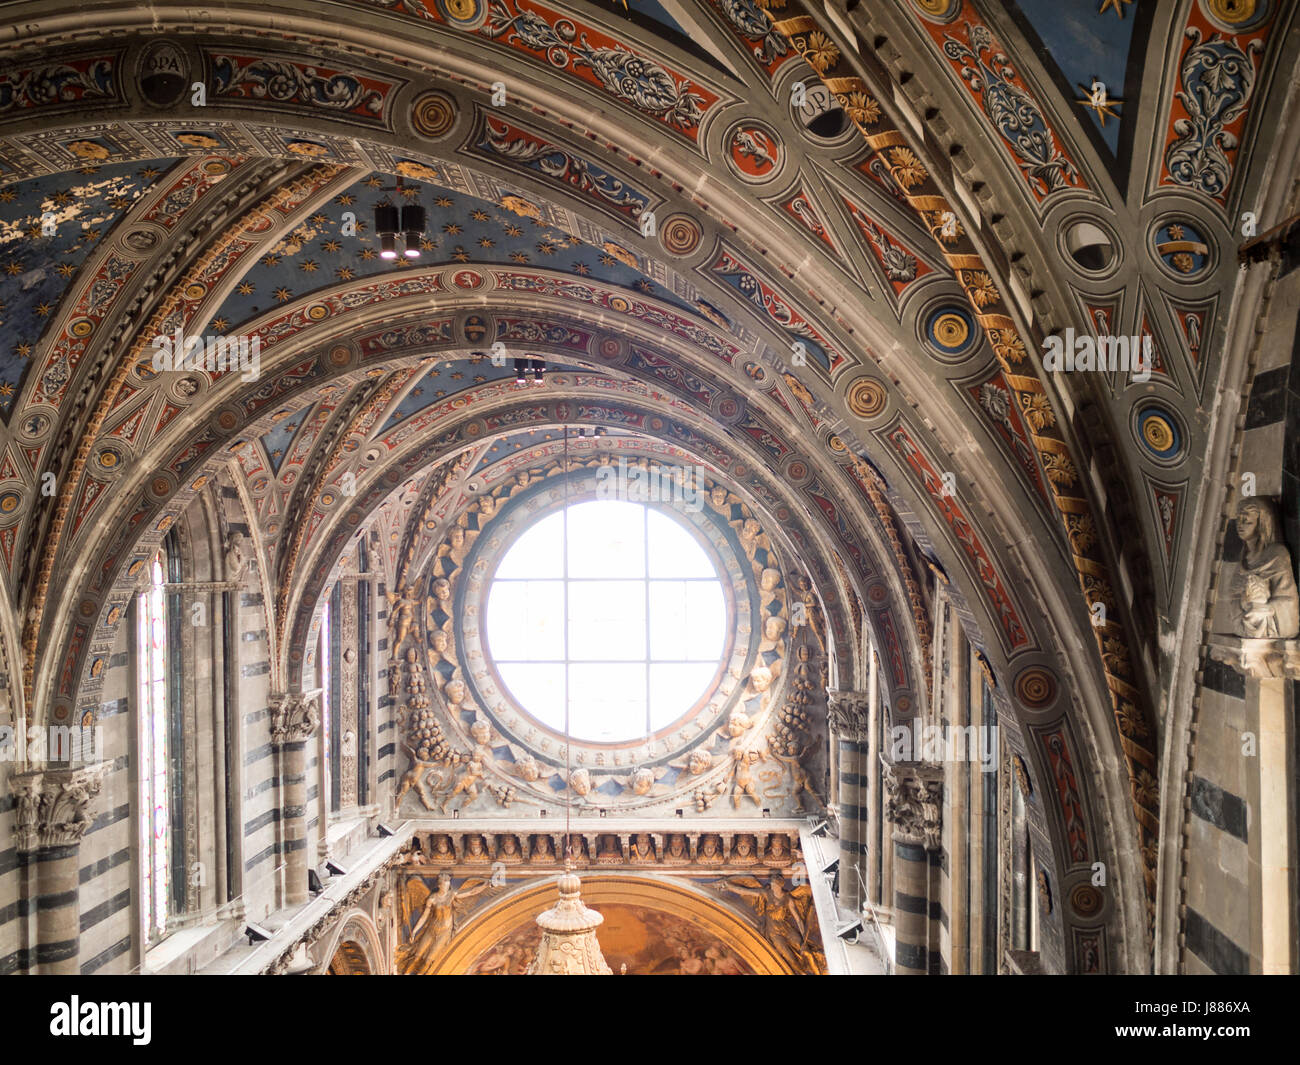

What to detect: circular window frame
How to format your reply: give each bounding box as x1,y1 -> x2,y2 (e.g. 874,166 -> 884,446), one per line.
455,468 -> 763,768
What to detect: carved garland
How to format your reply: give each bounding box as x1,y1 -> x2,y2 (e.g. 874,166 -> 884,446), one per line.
390,451 -> 821,816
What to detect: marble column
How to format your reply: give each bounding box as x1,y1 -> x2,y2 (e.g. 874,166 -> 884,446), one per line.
884,761 -> 943,975
827,689 -> 870,911
271,692 -> 320,908
9,764 -> 105,973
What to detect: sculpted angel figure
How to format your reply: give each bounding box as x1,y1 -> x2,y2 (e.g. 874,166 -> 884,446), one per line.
395,741 -> 446,811
719,710 -> 765,808
440,754 -> 485,813
387,584 -> 422,647
723,873 -> 819,974
768,743 -> 821,812
791,575 -> 826,654
1230,498 -> 1299,638
400,872 -> 489,973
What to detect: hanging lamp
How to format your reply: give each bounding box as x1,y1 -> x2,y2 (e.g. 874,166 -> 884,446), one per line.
525,424 -> 613,975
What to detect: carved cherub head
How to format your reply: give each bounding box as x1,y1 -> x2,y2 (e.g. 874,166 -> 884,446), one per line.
470,718 -> 491,745
433,578 -> 451,602
630,766 -> 654,795
688,749 -> 712,775
569,767 -> 592,796
726,710 -> 752,738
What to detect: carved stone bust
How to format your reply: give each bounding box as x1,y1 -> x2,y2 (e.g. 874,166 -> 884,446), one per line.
1229,498 -> 1299,638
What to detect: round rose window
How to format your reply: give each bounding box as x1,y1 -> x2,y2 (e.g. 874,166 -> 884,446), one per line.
484,499 -> 728,743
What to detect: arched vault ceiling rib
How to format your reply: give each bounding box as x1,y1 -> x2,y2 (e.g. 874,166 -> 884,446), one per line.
279,401 -> 899,704
19,162 -> 350,707
0,60 -> 1076,665
761,0 -> 1160,910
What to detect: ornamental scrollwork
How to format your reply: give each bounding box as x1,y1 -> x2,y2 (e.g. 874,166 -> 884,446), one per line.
210,56 -> 386,118
941,22 -> 1079,198
1165,29 -> 1263,199
482,0 -> 706,131
0,60 -> 114,112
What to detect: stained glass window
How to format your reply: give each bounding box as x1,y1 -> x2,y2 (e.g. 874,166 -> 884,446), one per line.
138,550 -> 170,944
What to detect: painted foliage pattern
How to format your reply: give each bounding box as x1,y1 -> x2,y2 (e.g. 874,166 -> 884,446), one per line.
763,0 -> 1161,914
1160,5 -> 1273,202
918,1 -> 1086,201
0,0 -> 1280,977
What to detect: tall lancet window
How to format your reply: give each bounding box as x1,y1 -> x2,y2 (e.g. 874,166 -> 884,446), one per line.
138,549 -> 170,944
320,600 -> 332,811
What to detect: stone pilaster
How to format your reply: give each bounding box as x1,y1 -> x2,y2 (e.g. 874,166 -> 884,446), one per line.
271,691 -> 320,907
884,761 -> 943,975
1206,634 -> 1298,973
9,763 -> 106,973
339,577 -> 359,810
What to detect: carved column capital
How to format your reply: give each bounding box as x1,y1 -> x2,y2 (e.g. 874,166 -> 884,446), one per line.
827,690 -> 871,742
270,690 -> 321,745
882,761 -> 944,849
9,763 -> 106,852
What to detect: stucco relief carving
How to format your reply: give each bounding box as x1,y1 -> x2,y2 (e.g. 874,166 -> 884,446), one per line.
882,761 -> 943,849
387,454 -> 826,817
270,690 -> 321,745
9,763 -> 106,851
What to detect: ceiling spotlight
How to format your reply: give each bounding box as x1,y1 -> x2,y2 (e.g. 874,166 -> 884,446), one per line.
374,202 -> 400,259
401,203 -> 426,258
533,361 -> 545,385
515,358 -> 527,385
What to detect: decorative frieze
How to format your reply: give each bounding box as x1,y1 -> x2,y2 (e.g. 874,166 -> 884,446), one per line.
406,825 -> 802,874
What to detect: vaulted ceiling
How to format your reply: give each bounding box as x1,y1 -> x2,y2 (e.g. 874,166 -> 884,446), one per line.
0,0 -> 1294,974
